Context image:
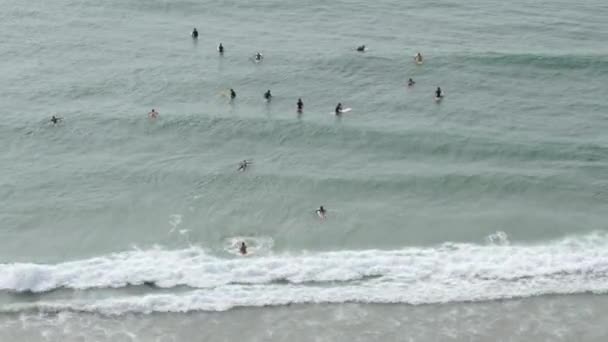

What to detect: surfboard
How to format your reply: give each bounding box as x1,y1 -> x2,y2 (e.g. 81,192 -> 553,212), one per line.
330,108 -> 352,115
316,210 -> 326,220
435,96 -> 443,102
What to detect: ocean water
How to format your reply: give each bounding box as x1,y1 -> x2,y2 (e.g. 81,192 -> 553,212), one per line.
1,0 -> 607,340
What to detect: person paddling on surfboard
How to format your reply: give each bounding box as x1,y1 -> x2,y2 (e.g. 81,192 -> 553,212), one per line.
238,160 -> 251,172
335,103 -> 343,115
264,90 -> 272,102
297,98 -> 303,112
356,45 -> 366,52
408,78 -> 415,87
191,28 -> 198,39
148,109 -> 159,119
255,52 -> 263,61
239,242 -> 247,255
50,115 -> 62,125
218,43 -> 224,54
230,88 -> 236,100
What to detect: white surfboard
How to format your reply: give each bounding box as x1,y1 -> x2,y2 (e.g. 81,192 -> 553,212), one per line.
435,96 -> 444,102
316,210 -> 326,220
330,108 -> 352,115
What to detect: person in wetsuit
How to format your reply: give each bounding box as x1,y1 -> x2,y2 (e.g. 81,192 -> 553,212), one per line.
435,87 -> 442,98
238,160 -> 250,171
297,98 -> 303,112
408,78 -> 415,87
239,242 -> 247,255
264,90 -> 272,101
192,28 -> 198,39
51,116 -> 61,124
335,103 -> 343,115
356,45 -> 366,52
218,43 -> 224,54
230,88 -> 236,100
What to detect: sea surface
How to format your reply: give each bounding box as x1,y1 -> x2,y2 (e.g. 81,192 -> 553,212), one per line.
1,0 -> 607,340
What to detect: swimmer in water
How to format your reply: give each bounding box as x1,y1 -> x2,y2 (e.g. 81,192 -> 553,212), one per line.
238,160 -> 251,171
297,98 -> 303,112
148,109 -> 159,119
408,78 -> 415,87
230,88 -> 236,100
435,87 -> 442,98
192,28 -> 198,39
239,242 -> 247,255
50,116 -> 62,124
218,43 -> 224,54
264,90 -> 272,101
335,103 -> 343,115
356,45 -> 366,52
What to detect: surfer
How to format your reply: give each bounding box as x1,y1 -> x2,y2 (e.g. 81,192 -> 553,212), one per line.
239,242 -> 247,255
230,88 -> 236,100
297,98 -> 303,112
191,28 -> 198,39
264,90 -> 272,101
408,78 -> 415,87
238,160 -> 251,171
435,87 -> 443,98
414,52 -> 423,63
148,109 -> 159,119
255,52 -> 263,61
317,206 -> 326,218
218,43 -> 224,54
50,115 -> 62,124
356,45 -> 366,52
335,103 -> 343,115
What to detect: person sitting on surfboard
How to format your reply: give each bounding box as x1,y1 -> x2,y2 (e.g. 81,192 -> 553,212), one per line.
255,52 -> 263,61
408,78 -> 415,87
239,242 -> 247,255
317,206 -> 326,218
191,28 -> 198,39
230,88 -> 236,100
264,90 -> 272,101
218,43 -> 224,54
50,115 -> 62,124
148,109 -> 159,119
435,87 -> 442,98
335,103 -> 343,115
415,52 -> 423,63
297,98 -> 303,112
356,45 -> 366,52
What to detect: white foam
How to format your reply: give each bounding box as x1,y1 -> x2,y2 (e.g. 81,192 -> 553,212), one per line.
1,233 -> 608,313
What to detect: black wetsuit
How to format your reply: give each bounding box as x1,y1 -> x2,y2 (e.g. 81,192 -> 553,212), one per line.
240,243 -> 247,255
335,104 -> 342,115
192,29 -> 198,39
436,88 -> 442,98
264,91 -> 272,101
218,44 -> 224,54
297,99 -> 303,111
230,89 -> 236,99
